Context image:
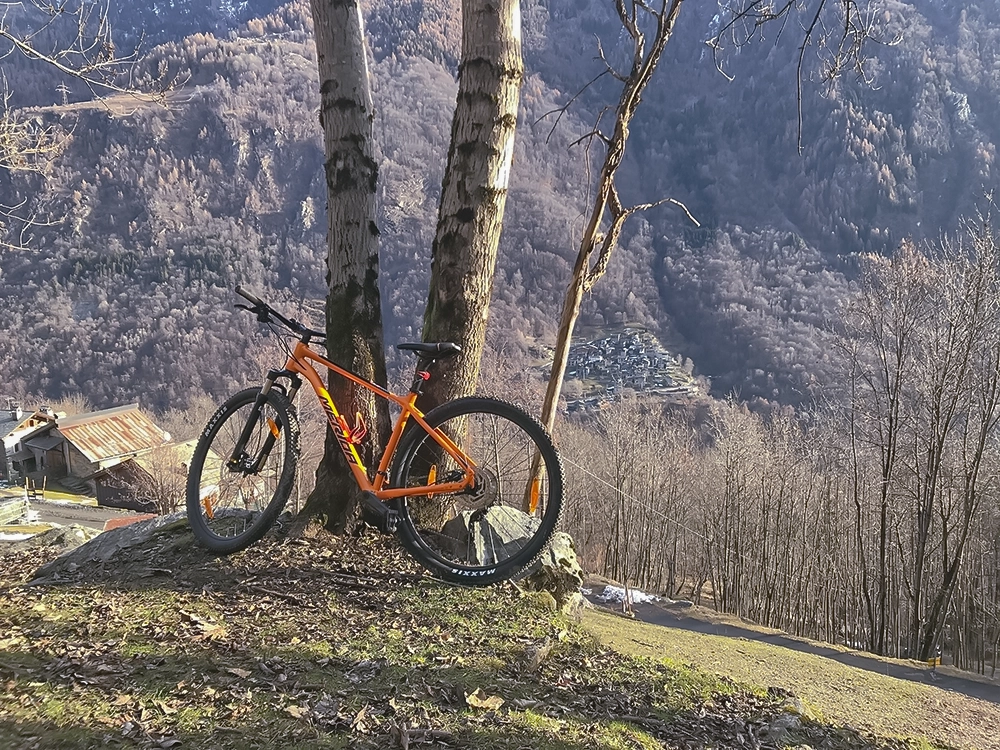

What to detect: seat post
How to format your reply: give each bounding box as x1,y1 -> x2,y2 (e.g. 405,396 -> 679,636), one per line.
409,358 -> 435,396
397,342 -> 460,396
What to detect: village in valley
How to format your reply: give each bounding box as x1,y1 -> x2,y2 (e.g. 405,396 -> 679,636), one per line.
557,329 -> 701,413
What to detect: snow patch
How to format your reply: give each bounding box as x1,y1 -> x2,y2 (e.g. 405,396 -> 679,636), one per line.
0,533 -> 32,542
595,585 -> 660,605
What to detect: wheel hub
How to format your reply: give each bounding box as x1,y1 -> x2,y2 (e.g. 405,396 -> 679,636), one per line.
463,466 -> 498,510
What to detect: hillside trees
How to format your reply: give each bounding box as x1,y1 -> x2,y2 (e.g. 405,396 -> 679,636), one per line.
5,0 -> 997,415
539,0 -> 885,435
843,225 -> 1000,661
0,0 -> 168,249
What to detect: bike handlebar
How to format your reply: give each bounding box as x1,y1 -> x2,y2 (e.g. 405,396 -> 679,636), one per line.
234,285 -> 326,340
235,285 -> 265,307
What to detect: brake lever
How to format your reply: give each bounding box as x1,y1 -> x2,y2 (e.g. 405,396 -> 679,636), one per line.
235,302 -> 271,323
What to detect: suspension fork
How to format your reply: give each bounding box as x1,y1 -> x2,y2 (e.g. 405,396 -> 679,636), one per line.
231,370 -> 301,473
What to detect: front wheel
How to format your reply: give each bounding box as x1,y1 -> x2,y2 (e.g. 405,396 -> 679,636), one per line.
390,397 -> 563,585
186,387 -> 300,554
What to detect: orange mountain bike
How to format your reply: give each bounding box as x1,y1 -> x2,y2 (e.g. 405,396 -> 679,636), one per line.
185,286 -> 563,585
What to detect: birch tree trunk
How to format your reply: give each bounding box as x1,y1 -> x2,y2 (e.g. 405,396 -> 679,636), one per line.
417,0 -> 523,413
300,0 -> 390,532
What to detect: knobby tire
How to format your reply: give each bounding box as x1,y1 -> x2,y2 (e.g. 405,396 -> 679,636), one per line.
186,387 -> 300,554
390,397 -> 563,585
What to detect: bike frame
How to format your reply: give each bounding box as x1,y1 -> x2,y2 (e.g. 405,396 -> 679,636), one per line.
273,340 -> 476,501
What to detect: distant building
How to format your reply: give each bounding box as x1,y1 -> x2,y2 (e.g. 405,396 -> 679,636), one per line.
1,404 -> 59,483
8,404 -> 170,494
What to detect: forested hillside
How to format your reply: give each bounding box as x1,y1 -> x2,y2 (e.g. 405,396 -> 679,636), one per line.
4,0 -> 1000,408
4,0 -> 1000,677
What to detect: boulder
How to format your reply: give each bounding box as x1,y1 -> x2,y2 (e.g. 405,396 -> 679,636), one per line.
440,506 -> 541,566
520,531 -> 586,618
436,510 -> 586,616
6,524 -> 98,551
30,512 -> 190,583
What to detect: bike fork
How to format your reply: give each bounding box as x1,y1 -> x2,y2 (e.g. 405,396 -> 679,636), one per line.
231,370 -> 301,473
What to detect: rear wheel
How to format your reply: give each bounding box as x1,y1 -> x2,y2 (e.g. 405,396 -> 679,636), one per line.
186,387 -> 299,554
390,397 -> 563,585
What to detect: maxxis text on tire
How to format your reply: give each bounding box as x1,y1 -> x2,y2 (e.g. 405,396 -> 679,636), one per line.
185,387 -> 300,554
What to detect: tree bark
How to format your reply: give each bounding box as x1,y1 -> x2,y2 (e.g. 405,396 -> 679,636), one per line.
300,0 -> 390,533
417,0 -> 523,412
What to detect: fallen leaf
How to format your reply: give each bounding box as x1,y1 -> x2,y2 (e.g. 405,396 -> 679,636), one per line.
226,668 -> 251,679
351,705 -> 369,732
155,699 -> 178,715
465,688 -> 504,711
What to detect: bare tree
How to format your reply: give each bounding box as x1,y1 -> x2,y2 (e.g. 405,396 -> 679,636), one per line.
841,241 -> 931,654
537,0 -> 692,438
122,446 -> 190,515
909,223 -> 1000,659
842,218 -> 1000,661
709,0 -> 889,151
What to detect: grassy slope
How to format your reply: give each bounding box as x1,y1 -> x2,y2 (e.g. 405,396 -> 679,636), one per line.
583,607 -> 1000,750
0,526 -> 939,749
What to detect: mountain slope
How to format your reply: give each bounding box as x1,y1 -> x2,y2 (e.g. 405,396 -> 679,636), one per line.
3,0 -> 999,409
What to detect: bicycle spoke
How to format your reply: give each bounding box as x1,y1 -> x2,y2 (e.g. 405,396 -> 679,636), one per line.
393,398 -> 562,582
187,388 -> 299,554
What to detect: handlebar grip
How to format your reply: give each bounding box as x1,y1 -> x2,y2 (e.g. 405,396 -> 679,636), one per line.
235,285 -> 265,307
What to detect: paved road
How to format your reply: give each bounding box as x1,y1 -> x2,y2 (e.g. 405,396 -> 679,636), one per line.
30,500 -> 130,531
588,596 -> 1000,705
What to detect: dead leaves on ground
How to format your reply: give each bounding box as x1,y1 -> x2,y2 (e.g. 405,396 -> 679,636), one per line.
0,532 -> 917,750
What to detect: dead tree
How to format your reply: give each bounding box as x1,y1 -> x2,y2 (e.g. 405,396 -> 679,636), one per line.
537,0 -> 885,438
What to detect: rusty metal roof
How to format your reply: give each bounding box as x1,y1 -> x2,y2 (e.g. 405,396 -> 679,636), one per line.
56,404 -> 169,463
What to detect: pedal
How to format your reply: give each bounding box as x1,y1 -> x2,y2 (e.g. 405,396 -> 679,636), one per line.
359,491 -> 399,535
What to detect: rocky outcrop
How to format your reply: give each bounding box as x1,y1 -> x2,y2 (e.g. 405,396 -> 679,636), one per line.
440,507 -> 541,566
30,512 -> 190,584
4,524 -> 99,551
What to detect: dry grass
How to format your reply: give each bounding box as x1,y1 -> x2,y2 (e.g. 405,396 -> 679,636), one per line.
0,524 -> 935,750
583,606 -> 1000,750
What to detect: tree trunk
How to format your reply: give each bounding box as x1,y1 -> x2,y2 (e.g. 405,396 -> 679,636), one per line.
417,0 -> 523,412
300,0 -> 390,532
